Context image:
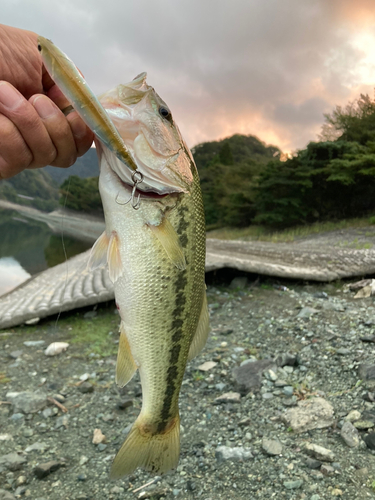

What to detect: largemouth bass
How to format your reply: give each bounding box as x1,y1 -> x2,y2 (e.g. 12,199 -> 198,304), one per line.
38,38 -> 209,477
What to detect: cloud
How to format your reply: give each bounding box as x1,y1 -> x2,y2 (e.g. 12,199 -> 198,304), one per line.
2,0 -> 375,152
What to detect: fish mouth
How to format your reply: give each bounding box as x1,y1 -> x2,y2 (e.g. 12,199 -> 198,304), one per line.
112,168 -> 172,201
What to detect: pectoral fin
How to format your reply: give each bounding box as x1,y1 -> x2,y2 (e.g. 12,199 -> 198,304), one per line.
148,217 -> 186,270
116,322 -> 137,387
87,231 -> 109,270
188,292 -> 210,361
107,231 -> 123,282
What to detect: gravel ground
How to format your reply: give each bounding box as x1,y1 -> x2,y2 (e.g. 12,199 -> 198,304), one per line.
1,272 -> 375,499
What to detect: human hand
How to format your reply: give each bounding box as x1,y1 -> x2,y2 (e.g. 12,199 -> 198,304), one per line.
0,24 -> 94,179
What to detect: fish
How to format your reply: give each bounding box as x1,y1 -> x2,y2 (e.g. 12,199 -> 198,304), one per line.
38,37 -> 209,477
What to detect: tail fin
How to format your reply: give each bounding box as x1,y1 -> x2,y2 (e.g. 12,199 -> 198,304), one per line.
110,414 -> 180,479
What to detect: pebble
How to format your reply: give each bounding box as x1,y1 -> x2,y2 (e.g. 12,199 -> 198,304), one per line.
281,397 -> 334,433
92,428 -> 106,444
214,392 -> 241,404
44,342 -> 69,356
34,461 -> 62,479
9,350 -> 23,359
6,390 -> 47,414
283,479 -> 303,489
321,464 -> 335,475
54,415 -> 69,429
340,421 -> 360,448
0,434 -> 13,441
215,446 -> 253,461
305,457 -> 322,469
0,489 -> 17,500
283,386 -> 294,396
262,438 -> 282,455
78,382 -> 94,394
232,358 -> 276,394
304,443 -> 335,462
364,432 -> 375,450
79,456 -> 89,465
0,453 -> 27,471
262,392 -> 274,399
117,398 -> 133,410
344,410 -> 361,422
353,420 -> 374,430
198,361 -> 217,371
296,307 -> 318,318
25,442 -> 48,453
23,340 -> 45,347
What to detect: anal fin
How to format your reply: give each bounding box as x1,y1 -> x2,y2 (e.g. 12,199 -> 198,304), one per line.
188,291 -> 210,361
147,217 -> 186,270
87,231 -> 109,270
116,322 -> 137,387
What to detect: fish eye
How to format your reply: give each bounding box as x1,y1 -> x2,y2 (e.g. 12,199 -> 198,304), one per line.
159,107 -> 171,120
37,44 -> 42,52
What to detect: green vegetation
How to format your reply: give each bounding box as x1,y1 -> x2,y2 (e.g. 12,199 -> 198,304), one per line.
193,134 -> 280,228
255,93 -> 375,228
59,176 -> 103,214
0,169 -> 59,211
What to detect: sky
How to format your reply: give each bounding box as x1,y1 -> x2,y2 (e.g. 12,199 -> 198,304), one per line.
3,0 -> 375,153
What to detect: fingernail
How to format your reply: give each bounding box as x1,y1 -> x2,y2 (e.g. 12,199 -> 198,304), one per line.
33,95 -> 59,119
0,82 -> 23,109
69,115 -> 88,139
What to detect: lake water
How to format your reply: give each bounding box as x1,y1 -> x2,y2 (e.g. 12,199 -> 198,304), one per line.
0,208 -> 92,296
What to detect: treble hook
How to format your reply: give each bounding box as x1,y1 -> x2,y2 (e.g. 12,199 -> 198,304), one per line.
115,170 -> 144,210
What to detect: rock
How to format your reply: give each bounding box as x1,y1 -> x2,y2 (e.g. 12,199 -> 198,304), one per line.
0,452 -> 26,471
23,340 -> 45,347
78,382 -> 94,394
44,342 -> 69,356
354,285 -> 372,298
283,386 -> 294,397
304,443 -> 334,462
79,456 -> 89,465
232,359 -> 276,394
336,348 -> 350,355
34,461 -> 62,479
358,363 -> 375,380
197,361 -> 217,372
215,446 -> 253,462
341,421 -> 360,448
363,392 -> 375,402
0,434 -> 13,441
214,392 -> 241,404
296,307 -> 318,318
229,276 -> 248,289
42,408 -> 53,418
281,397 -> 334,433
275,353 -> 298,367
92,428 -> 106,444
283,479 -> 303,489
117,398 -> 133,410
353,420 -> 374,430
331,489 -> 343,497
262,392 -> 274,399
25,317 -> 40,325
305,457 -> 322,469
344,410 -> 361,422
97,443 -> 107,452
360,336 -> 375,343
262,438 -> 282,455
6,390 -> 47,414
54,415 -> 69,429
10,350 -> 22,359
0,490 -> 16,500
321,464 -> 335,476
25,442 -> 48,453
10,413 -> 24,422
364,432 -> 375,450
